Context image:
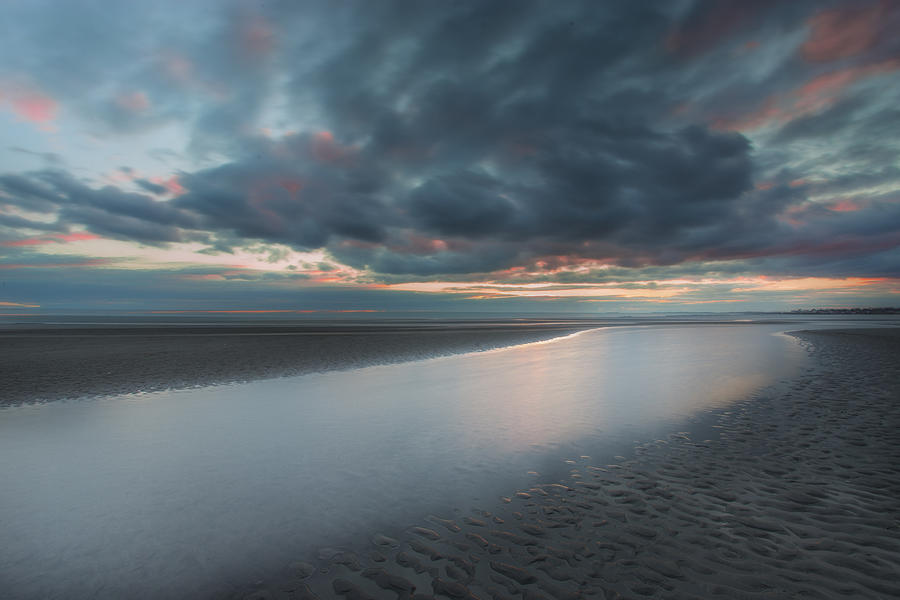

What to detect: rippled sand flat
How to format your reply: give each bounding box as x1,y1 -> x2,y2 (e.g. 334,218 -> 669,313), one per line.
248,329 -> 900,600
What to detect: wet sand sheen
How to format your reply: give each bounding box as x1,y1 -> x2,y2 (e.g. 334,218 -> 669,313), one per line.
1,323 -> 896,599
245,328 -> 900,600
0,323 -> 811,599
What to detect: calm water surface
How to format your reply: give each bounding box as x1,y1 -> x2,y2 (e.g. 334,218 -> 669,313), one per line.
0,323 -> 827,598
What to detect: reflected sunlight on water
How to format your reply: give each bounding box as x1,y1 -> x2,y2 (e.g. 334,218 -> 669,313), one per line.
0,323 -> 808,599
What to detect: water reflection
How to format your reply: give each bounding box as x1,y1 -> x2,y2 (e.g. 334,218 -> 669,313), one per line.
0,323 -> 806,599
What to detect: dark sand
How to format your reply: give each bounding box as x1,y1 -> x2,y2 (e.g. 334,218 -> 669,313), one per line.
0,322 -> 590,405
240,328 -> 900,600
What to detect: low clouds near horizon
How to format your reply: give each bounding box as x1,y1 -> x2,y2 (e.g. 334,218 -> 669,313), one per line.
1,0 -> 899,311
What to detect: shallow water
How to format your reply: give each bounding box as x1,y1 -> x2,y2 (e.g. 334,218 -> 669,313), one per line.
0,322 -> 837,598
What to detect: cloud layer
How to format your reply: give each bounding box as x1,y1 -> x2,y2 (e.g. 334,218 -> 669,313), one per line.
1,0 -> 899,309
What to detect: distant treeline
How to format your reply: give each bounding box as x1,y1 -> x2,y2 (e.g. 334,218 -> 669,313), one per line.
786,308 -> 900,315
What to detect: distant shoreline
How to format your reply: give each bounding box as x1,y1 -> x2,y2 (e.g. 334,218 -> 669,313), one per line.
3,317 -> 895,406
784,307 -> 900,314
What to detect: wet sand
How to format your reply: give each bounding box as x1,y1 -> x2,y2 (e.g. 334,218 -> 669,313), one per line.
242,328 -> 900,600
0,322 -> 589,405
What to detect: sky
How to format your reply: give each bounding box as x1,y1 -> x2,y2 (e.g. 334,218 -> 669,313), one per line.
1,0 -> 899,315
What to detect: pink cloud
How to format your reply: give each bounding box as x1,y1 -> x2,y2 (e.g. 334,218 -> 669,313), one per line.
829,199 -> 862,212
713,58 -> 900,131
0,233 -> 100,247
13,93 -> 56,122
162,53 -> 193,84
1,238 -> 46,247
149,175 -> 186,196
311,131 -> 357,165
389,234 -> 451,255
711,99 -> 777,132
115,91 -> 150,113
792,63 -> 894,110
665,2 -> 760,56
56,232 -> 101,242
164,176 -> 186,196
0,259 -> 109,269
1,84 -> 58,124
239,16 -> 276,59
279,179 -> 304,197
105,168 -> 139,184
801,1 -> 892,62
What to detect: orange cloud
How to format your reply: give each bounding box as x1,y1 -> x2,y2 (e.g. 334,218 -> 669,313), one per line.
0,301 -> 39,308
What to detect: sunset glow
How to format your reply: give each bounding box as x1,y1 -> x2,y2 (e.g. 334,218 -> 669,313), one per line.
0,1 -> 898,314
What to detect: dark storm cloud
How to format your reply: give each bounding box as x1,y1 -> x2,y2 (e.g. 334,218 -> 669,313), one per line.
391,123 -> 760,257
330,238 -> 521,277
1,0 -> 898,286
163,1 -> 777,272
173,131 -> 395,248
405,172 -> 517,238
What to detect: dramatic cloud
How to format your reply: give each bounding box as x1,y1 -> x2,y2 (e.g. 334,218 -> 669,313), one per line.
0,0 -> 898,311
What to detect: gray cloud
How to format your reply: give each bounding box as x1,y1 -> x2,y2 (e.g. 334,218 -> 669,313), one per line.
8,146 -> 63,164
0,169 -> 200,244
0,0 -> 898,289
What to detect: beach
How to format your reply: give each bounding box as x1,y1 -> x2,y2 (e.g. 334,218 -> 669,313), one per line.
4,1 -> 899,598
1,323 -> 898,599
0,320 -> 590,405
241,328 -> 900,600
